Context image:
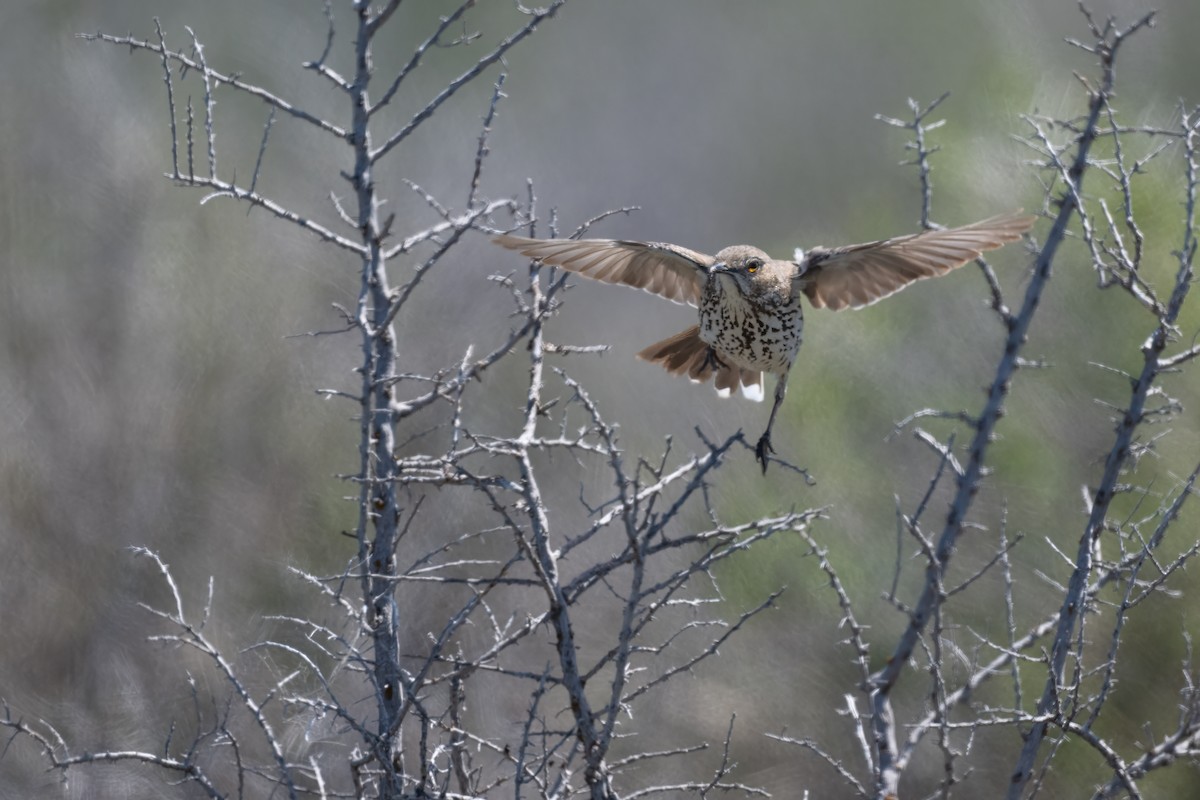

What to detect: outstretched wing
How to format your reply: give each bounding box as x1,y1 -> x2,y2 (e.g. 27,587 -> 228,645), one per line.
493,234 -> 713,307
800,211 -> 1036,311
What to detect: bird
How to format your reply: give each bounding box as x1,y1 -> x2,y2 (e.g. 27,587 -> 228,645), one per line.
494,211 -> 1035,473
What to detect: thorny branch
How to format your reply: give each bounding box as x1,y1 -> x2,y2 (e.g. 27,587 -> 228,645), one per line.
39,4 -> 811,799
776,6 -> 1200,799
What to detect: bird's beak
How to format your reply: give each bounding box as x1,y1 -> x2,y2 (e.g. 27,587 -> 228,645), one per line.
710,262 -> 729,274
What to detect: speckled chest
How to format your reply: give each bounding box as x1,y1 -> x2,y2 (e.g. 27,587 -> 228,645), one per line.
698,276 -> 804,373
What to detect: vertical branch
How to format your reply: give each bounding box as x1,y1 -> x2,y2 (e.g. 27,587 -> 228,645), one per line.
514,261 -> 614,800
1008,11 -> 1163,798
346,1 -> 404,793
153,18 -> 179,178
186,96 -> 195,179
869,12 -> 1153,798
875,92 -> 948,228
468,73 -> 507,209
184,26 -> 217,178
249,108 -> 276,195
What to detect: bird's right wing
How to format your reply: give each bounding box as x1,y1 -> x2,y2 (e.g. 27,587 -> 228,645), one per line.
493,234 -> 713,307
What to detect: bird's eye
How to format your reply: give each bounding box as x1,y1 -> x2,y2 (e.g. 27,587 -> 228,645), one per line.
745,258 -> 762,273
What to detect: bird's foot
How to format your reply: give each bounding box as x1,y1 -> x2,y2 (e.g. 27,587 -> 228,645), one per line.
755,431 -> 775,474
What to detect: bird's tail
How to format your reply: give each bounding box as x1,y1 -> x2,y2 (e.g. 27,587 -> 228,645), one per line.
636,326 -> 764,402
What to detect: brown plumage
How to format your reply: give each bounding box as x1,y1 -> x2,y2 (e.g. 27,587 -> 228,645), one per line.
494,211 -> 1035,473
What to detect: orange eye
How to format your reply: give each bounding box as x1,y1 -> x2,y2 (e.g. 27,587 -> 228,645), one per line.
746,259 -> 762,273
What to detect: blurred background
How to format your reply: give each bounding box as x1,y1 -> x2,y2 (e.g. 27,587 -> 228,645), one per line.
2,0 -> 1198,796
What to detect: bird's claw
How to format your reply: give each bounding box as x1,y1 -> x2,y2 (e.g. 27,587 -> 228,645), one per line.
755,432 -> 775,474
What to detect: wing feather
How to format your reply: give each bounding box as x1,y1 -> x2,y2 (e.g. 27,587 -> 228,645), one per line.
801,211 -> 1036,311
493,234 -> 713,306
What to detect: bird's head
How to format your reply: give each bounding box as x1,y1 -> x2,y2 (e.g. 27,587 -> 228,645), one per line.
710,245 -> 784,297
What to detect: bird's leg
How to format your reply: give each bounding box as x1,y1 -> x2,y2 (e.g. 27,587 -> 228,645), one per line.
702,346 -> 728,375
755,371 -> 790,474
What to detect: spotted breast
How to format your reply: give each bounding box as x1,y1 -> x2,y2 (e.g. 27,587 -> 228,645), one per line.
698,247 -> 805,375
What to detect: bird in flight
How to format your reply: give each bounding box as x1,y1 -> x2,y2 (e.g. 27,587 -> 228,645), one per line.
494,211 -> 1035,473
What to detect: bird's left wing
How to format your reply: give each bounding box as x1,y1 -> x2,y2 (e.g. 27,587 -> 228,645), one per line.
493,234 -> 713,306
799,211 -> 1036,311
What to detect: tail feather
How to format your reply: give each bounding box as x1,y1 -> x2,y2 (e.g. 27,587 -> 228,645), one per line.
636,326 -> 764,402
739,371 -> 765,402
